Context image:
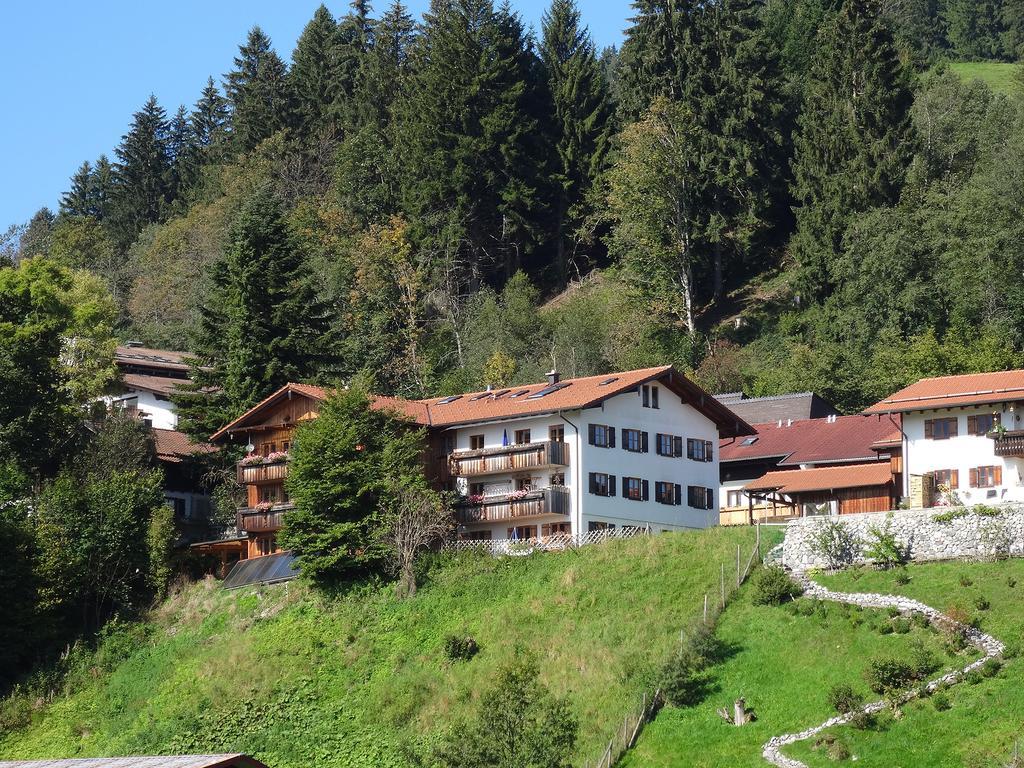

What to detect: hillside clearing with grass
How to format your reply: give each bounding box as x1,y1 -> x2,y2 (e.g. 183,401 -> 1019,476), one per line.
948,61 -> 1021,95
0,528 -> 769,767
623,557 -> 1024,768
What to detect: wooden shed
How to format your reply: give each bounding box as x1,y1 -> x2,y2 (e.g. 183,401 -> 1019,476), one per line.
743,463 -> 897,521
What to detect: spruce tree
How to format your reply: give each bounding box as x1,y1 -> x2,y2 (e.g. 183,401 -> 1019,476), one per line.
165,105 -> 195,204
357,1 -> 415,129
110,95 -> 172,244
192,77 -> 231,155
175,187 -> 333,439
291,5 -> 343,138
60,162 -> 96,218
398,0 -> 546,284
789,0 -> 913,301
91,155 -> 116,221
616,0 -> 695,120
225,27 -> 295,152
335,0 -> 377,133
684,0 -> 787,298
540,0 -> 612,287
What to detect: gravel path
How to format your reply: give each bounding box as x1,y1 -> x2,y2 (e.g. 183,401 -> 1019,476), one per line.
760,571 -> 1006,768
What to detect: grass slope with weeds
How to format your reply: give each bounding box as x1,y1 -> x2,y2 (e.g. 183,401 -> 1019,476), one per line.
620,573 -> 962,768
0,527 -> 767,767
948,62 -> 1021,96
781,559 -> 1024,767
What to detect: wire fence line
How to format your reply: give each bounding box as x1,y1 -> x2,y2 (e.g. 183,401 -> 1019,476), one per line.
582,526 -> 766,768
441,525 -> 655,556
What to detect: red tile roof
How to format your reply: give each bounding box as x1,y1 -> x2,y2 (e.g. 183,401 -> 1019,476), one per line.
209,367 -> 755,442
719,415 -> 901,466
122,373 -> 190,397
864,369 -> 1024,414
744,463 -> 894,494
152,429 -> 217,463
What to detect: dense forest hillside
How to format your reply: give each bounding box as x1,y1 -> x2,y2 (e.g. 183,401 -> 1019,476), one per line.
0,529 -> 761,766
4,0 -> 1024,424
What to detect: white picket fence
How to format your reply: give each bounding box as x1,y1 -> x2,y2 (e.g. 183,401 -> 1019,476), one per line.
442,525 -> 653,557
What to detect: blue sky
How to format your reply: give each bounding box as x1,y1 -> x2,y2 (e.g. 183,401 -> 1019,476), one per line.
0,1 -> 630,230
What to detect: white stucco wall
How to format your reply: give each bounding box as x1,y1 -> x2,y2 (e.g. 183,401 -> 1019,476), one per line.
904,404 -> 1024,504
104,389 -> 179,430
448,382 -> 724,539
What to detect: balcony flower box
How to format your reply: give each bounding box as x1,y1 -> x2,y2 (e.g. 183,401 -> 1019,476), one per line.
266,451 -> 290,463
253,501 -> 275,513
240,454 -> 265,466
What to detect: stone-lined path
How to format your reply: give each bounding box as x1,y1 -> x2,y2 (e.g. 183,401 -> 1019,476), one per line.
761,571 -> 1006,768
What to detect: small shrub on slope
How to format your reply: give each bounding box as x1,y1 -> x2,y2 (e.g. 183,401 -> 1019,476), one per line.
827,683 -> 864,714
659,624 -> 721,707
444,634 -> 480,662
751,565 -> 803,606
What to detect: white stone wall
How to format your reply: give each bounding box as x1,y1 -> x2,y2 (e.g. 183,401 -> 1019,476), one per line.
781,504 -> 1024,570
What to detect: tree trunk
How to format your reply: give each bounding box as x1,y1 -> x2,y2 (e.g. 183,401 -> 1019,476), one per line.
713,239 -> 723,301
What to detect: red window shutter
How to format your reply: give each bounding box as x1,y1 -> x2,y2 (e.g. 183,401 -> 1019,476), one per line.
995,465 -> 1003,485
924,420 -> 934,439
951,470 -> 959,489
969,468 -> 979,488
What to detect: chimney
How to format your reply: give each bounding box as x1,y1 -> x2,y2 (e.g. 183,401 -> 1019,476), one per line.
546,369 -> 560,385
124,340 -> 144,348
486,383 -> 493,392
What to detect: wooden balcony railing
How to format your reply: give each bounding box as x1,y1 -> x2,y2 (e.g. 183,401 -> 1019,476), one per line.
455,486 -> 570,524
237,460 -> 289,485
992,430 -> 1024,458
449,441 -> 569,478
237,503 -> 294,533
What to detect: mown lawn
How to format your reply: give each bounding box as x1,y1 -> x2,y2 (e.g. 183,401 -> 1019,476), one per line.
782,559 -> 1024,768
0,527 -> 770,768
620,579 -> 960,768
948,61 -> 1021,96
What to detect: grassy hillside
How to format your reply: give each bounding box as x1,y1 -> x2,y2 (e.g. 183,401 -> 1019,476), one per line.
624,558 -> 1023,768
0,528 -> 768,767
785,559 -> 1024,767
948,61 -> 1021,95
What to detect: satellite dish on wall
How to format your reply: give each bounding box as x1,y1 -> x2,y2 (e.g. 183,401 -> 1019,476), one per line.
245,442 -> 255,453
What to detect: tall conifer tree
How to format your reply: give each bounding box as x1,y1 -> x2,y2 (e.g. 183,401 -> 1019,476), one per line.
225,27 -> 295,152
617,0 -> 695,120
540,0 -> 612,287
111,96 -> 171,245
191,77 -> 231,157
789,0 -> 913,302
175,188 -> 333,439
398,0 -> 545,284
291,5 -> 343,138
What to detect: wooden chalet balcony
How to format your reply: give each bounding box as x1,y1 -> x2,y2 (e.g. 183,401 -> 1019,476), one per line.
455,486 -> 570,524
237,503 -> 294,533
449,440 -> 569,478
992,430 -> 1024,457
237,459 -> 289,485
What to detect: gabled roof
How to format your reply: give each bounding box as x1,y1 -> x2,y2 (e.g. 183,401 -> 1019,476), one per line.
418,366 -> 752,434
712,391 -> 838,426
719,415 -> 901,466
744,463 -> 893,494
152,429 -> 217,463
209,367 -> 755,442
864,369 -> 1024,414
122,373 -> 190,397
0,756 -> 267,768
114,345 -> 191,373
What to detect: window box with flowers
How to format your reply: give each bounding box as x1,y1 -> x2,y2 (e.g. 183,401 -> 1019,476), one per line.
240,454 -> 266,466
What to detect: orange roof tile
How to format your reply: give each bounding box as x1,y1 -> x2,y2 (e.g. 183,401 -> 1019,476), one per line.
744,463 -> 893,494
719,415 -> 901,465
122,373 -> 190,397
209,367 -> 754,442
865,369 -> 1024,414
152,428 -> 217,463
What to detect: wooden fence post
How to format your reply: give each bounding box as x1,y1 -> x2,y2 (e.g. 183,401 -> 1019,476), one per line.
736,544 -> 741,588
720,563 -> 726,609
703,593 -> 708,624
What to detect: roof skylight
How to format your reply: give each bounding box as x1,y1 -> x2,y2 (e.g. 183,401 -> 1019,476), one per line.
436,395 -> 462,405
526,381 -> 571,400
598,377 -> 619,386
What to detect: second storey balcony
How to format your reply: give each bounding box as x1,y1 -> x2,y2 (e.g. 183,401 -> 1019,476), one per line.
237,502 -> 294,533
455,486 -> 570,524
991,430 -> 1024,458
449,440 -> 569,479
237,457 -> 289,484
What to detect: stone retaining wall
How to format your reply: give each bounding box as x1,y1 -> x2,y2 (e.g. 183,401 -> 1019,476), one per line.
781,504 -> 1024,571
